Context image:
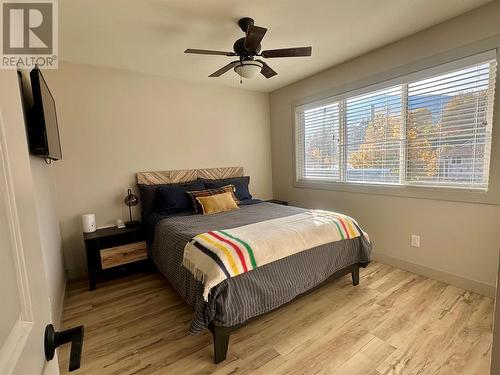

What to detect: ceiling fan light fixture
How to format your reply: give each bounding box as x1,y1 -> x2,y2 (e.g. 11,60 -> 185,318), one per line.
234,60 -> 263,79
185,17 -> 312,80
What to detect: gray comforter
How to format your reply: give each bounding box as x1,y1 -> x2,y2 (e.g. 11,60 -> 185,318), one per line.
150,202 -> 371,333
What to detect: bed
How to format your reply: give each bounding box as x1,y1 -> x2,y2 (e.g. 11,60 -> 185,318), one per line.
137,167 -> 371,363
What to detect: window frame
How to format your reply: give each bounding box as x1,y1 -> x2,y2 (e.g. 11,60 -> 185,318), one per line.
293,49 -> 498,204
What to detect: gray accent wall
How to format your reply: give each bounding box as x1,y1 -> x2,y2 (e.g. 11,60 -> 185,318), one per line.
269,1 -> 500,296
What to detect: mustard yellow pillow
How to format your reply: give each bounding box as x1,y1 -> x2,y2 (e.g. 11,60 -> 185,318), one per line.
196,191 -> 239,215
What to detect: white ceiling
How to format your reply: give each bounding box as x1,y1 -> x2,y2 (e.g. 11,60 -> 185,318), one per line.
60,0 -> 491,92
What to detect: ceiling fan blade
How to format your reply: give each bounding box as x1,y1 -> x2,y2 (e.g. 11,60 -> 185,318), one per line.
244,25 -> 267,52
185,48 -> 236,56
261,46 -> 312,58
209,61 -> 240,77
256,60 -> 277,78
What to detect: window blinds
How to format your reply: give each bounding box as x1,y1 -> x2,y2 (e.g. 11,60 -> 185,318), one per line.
406,61 -> 496,189
345,85 -> 403,184
295,52 -> 497,190
296,102 -> 340,181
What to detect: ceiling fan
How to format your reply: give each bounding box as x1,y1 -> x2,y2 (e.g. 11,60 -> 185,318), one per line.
184,17 -> 312,80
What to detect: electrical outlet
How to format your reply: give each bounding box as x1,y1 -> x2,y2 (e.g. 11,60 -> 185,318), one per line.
411,234 -> 420,248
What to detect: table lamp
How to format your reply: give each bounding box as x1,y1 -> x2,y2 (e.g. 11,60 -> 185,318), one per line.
124,188 -> 140,227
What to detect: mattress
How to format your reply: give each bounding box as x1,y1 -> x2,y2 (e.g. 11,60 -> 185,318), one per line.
148,202 -> 371,333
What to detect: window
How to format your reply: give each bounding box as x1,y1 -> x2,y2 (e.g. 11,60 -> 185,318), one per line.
296,101 -> 340,181
295,52 -> 497,190
345,85 -> 403,184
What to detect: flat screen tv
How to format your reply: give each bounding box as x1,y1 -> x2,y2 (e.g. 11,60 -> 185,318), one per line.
27,67 -> 62,161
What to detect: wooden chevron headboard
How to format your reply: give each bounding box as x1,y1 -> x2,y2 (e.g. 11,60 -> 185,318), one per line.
136,167 -> 244,185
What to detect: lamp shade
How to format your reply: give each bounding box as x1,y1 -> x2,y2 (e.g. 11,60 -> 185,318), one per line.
234,61 -> 263,79
124,189 -> 138,207
124,188 -> 140,227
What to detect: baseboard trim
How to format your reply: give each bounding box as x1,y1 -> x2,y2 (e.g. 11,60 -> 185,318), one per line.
372,252 -> 496,298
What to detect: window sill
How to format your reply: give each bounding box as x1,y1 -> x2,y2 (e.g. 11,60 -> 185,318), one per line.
294,179 -> 500,205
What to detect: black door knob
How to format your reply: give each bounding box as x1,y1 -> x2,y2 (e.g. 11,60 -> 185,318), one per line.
44,324 -> 84,372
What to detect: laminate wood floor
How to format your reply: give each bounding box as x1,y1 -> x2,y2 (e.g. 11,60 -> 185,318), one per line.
59,262 -> 493,374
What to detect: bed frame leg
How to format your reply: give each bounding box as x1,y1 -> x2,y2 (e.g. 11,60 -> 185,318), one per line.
351,266 -> 360,286
212,325 -> 230,364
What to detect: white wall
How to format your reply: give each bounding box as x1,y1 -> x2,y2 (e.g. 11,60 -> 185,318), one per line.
29,157 -> 66,323
270,1 -> 500,296
43,62 -> 273,279
18,70 -> 67,323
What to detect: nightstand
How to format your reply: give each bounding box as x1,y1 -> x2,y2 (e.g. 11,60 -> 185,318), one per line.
266,199 -> 288,206
83,226 -> 149,290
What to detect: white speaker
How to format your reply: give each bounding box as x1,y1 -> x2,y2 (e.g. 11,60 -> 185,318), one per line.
82,213 -> 96,233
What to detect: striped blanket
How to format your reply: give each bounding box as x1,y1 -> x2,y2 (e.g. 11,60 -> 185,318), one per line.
182,210 -> 368,300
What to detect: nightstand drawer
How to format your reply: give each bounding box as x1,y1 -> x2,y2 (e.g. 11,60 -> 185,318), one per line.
98,231 -> 143,249
100,241 -> 147,269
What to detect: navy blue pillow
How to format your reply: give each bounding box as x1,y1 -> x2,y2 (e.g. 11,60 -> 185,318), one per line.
156,180 -> 205,215
203,176 -> 252,201
238,198 -> 262,205
138,183 -> 159,222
